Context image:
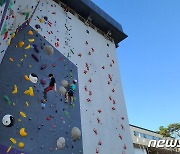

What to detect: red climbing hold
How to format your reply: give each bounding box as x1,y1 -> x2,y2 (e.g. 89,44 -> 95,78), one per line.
112,107 -> 115,110
91,48 -> 94,52
121,117 -> 125,120
46,117 -> 50,121
78,53 -> 82,57
119,134 -> 122,140
93,128 -> 97,135
84,70 -> 87,74
85,41 -> 88,45
102,66 -> 105,69
88,52 -> 91,55
98,140 -> 102,145
3,31 -> 8,40
97,118 -> 100,124
109,96 -> 112,101
88,78 -> 92,83
89,91 -> 92,96
121,124 -> 124,130
123,144 -> 126,150
84,86 -> 88,91
113,100 -> 116,104
112,89 -> 115,92
86,98 -> 91,102
97,109 -> 102,113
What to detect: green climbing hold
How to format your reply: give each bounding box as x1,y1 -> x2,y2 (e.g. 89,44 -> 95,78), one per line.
73,97 -> 76,102
70,49 -> 74,54
0,0 -> 6,6
70,104 -> 75,108
25,12 -> 30,20
65,111 -> 69,116
8,0 -> 13,9
1,22 -> 7,35
3,95 -> 12,105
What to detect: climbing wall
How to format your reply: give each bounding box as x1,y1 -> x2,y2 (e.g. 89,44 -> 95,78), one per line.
0,0 -> 40,63
28,0 -> 134,154
0,25 -> 83,153
0,0 -> 134,153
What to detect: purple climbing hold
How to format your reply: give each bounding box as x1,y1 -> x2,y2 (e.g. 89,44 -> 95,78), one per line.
31,54 -> 39,62
40,64 -> 47,70
35,24 -> 41,29
44,16 -> 48,21
32,44 -> 39,53
40,79 -> 46,85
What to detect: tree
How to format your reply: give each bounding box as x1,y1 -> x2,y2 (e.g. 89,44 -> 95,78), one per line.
157,123 -> 180,139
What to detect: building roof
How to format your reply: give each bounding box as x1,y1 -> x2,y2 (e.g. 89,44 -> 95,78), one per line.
54,0 -> 127,46
130,124 -> 160,134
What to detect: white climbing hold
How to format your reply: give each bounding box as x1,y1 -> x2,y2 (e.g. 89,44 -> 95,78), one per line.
57,137 -> 65,149
44,45 -> 54,55
59,86 -> 67,96
61,80 -> 69,88
71,127 -> 81,140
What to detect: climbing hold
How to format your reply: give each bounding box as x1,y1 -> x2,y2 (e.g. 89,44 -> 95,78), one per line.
24,75 -> 30,81
3,95 -> 12,105
12,85 -> 18,94
35,24 -> 41,29
57,137 -> 65,149
11,32 -> 16,38
31,54 -> 39,62
32,44 -> 39,53
9,57 -> 14,62
44,45 -> 54,55
40,64 -> 47,70
93,128 -> 97,135
59,86 -> 67,95
28,39 -> 35,42
18,41 -> 24,48
98,140 -> 102,145
28,30 -> 33,35
19,112 -> 26,118
7,146 -> 12,153
71,127 -> 81,140
61,80 -> 69,88
10,138 -> 17,144
29,73 -> 38,83
7,38 -> 11,46
39,18 -> 44,23
2,115 -> 15,127
40,79 -> 46,85
18,142 -> 24,148
26,101 -> 29,107
25,44 -> 31,49
24,87 -> 34,96
20,128 -> 27,137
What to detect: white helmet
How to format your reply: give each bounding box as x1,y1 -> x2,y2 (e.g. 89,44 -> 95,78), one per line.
73,79 -> 77,83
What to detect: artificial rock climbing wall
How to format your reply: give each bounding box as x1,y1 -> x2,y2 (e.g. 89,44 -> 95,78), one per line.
0,0 -> 134,154
0,25 -> 83,153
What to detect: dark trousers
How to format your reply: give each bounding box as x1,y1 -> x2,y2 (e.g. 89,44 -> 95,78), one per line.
43,86 -> 53,99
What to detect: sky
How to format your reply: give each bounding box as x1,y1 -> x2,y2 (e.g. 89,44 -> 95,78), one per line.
92,0 -> 180,131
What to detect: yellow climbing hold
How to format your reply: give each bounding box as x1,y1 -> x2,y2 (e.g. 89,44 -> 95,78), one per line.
25,44 -> 31,49
26,101 -> 29,107
39,18 -> 44,23
19,111 -> 26,118
10,138 -> 17,144
11,32 -> 16,38
28,39 -> 34,42
24,75 -> 30,81
20,128 -> 27,137
20,59 -> 24,62
18,119 -> 21,122
28,30 -> 33,35
24,54 -> 27,58
24,87 -> 34,96
18,142 -> 24,148
18,41 -> 24,48
12,85 -> 18,94
7,38 -> 11,46
9,57 -> 14,62
7,145 -> 12,153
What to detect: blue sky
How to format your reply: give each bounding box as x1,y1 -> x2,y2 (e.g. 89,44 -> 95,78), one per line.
92,0 -> 180,131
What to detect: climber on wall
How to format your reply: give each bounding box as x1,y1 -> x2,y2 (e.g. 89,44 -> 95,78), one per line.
65,79 -> 77,104
41,74 -> 57,103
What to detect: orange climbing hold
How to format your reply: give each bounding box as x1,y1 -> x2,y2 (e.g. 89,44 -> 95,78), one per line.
18,41 -> 24,48
28,30 -> 33,35
9,58 -> 14,62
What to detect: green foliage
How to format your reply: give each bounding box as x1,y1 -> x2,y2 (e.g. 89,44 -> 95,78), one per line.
158,123 -> 180,139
